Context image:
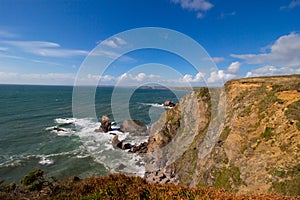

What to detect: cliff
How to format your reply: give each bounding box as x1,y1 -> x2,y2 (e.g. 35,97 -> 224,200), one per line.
145,74 -> 300,196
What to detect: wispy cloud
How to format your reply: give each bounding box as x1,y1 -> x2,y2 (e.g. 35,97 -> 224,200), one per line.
170,0 -> 213,19
220,11 -> 236,19
280,0 -> 300,10
1,40 -> 89,57
0,30 -> 18,38
100,37 -> 127,48
212,57 -> 225,63
0,71 -> 76,85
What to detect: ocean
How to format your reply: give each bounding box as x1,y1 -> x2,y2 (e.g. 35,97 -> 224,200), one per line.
0,85 -> 188,184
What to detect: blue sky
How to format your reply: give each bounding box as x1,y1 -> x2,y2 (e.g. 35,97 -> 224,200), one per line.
0,0 -> 300,85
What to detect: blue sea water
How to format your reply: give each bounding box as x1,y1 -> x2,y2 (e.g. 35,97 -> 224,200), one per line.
0,85 -> 188,184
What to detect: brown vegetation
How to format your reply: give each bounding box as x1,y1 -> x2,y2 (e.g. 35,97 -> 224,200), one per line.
0,171 -> 298,200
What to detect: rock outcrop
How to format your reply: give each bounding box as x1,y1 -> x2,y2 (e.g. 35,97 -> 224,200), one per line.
143,74 -> 300,196
163,100 -> 176,107
120,119 -> 147,136
95,115 -> 112,133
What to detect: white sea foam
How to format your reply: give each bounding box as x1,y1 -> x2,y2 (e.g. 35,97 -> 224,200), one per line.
141,103 -> 173,109
0,149 -> 86,168
39,157 -> 54,165
55,118 -> 76,124
49,117 -> 147,177
45,126 -> 75,136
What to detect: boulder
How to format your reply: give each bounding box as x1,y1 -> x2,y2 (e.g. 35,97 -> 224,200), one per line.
163,100 -> 176,107
99,115 -> 112,133
129,142 -> 148,153
120,119 -> 147,136
112,135 -> 122,149
112,135 -> 132,150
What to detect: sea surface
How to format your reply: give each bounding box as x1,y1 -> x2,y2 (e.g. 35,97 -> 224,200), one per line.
0,85 -> 188,183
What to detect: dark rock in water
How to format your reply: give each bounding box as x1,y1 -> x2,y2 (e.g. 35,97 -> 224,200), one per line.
117,164 -> 127,170
120,119 -> 147,136
112,135 -> 123,149
163,100 -> 176,107
95,115 -> 112,133
129,142 -> 148,153
53,127 -> 66,132
121,143 -> 132,150
111,135 -> 132,150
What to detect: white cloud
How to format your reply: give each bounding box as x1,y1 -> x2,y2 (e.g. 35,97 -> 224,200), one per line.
231,32 -> 300,68
171,0 -> 213,18
180,72 -> 205,83
207,70 -> 236,84
115,37 -> 127,45
0,71 -> 75,85
232,32 -> 300,77
1,40 -> 89,57
118,73 -> 160,83
246,65 -> 300,77
227,61 -> 240,74
220,11 -> 236,19
207,61 -> 241,84
0,47 -> 8,51
101,40 -> 118,48
212,57 -> 225,63
0,30 -> 18,38
281,0 -> 300,9
196,12 -> 204,19
171,0 -> 213,11
101,37 -> 127,48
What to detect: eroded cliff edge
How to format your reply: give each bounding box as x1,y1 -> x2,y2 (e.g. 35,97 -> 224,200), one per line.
144,74 -> 300,196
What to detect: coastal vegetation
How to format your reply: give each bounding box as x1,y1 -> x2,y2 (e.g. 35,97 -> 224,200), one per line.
0,170 -> 297,199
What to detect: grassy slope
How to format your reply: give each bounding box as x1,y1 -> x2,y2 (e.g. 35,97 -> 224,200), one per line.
0,173 -> 298,200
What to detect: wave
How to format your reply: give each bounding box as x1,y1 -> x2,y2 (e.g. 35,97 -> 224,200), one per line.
141,103 -> 173,109
54,118 -> 76,125
46,117 -> 147,177
0,148 -> 85,168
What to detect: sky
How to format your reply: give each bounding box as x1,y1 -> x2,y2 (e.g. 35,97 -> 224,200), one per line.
0,0 -> 300,86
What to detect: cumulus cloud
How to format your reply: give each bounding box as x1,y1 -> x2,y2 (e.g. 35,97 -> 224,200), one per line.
246,65 -> 300,77
207,61 -> 241,84
227,61 -> 240,74
179,72 -> 205,83
170,0 -> 213,18
232,32 -> 300,77
231,32 -> 300,68
118,73 -> 160,83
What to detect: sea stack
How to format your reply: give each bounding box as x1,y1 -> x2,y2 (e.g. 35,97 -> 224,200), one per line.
99,115 -> 112,133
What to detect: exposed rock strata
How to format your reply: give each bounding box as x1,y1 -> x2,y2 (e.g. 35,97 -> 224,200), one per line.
143,75 -> 300,196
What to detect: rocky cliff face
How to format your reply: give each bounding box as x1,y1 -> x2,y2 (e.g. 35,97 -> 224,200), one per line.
145,75 -> 300,196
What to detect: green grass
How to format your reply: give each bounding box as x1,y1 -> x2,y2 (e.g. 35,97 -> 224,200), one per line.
219,126 -> 231,141
260,127 -> 274,141
285,100 -> 300,131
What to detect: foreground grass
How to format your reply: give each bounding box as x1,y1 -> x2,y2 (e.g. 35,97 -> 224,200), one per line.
1,172 -> 299,200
